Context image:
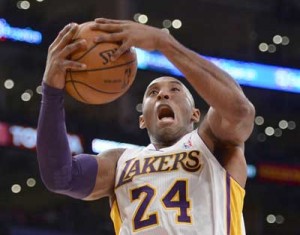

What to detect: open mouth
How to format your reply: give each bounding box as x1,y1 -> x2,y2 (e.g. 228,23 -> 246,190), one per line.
157,105 -> 175,120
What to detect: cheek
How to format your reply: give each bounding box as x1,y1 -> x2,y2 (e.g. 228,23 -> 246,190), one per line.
142,104 -> 155,121
177,104 -> 193,120
143,110 -> 152,121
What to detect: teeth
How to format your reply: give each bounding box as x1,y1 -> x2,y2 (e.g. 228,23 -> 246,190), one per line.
161,117 -> 174,120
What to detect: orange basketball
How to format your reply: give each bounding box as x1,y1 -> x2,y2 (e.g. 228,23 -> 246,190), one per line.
65,21 -> 137,104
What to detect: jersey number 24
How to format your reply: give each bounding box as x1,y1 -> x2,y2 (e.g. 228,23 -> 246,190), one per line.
130,179 -> 192,232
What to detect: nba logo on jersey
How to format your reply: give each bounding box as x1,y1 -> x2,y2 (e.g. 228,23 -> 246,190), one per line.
183,137 -> 193,149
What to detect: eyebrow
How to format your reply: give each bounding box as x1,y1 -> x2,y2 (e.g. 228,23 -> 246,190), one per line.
170,81 -> 183,86
146,80 -> 183,90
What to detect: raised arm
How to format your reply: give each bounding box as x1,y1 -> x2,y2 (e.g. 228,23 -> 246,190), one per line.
37,83 -> 98,199
157,38 -> 255,143
37,23 -> 122,200
91,18 -> 254,142
158,37 -> 255,187
162,41 -> 255,188
91,18 -> 255,186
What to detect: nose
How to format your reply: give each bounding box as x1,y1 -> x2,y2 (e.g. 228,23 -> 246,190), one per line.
157,90 -> 169,100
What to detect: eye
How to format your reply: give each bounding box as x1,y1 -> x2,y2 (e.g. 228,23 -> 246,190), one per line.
171,87 -> 180,92
149,89 -> 158,96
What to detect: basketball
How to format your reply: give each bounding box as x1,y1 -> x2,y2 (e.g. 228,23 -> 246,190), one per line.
65,21 -> 137,104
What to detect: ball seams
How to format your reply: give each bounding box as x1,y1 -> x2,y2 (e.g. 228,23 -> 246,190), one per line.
68,59 -> 136,73
65,80 -> 126,94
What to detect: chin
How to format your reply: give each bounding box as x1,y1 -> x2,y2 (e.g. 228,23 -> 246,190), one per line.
154,126 -> 187,144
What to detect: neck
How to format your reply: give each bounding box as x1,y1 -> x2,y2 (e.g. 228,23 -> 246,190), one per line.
151,139 -> 177,150
149,128 -> 192,150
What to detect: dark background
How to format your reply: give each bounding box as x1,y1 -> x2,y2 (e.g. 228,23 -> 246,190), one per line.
0,0 -> 299,234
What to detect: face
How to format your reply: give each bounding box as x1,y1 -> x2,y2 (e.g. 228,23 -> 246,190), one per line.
139,77 -> 200,145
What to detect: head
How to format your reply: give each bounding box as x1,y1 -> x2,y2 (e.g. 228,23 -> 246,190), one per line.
139,76 -> 200,147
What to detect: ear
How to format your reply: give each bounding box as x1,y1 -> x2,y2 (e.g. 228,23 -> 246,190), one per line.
139,115 -> 146,129
191,108 -> 200,123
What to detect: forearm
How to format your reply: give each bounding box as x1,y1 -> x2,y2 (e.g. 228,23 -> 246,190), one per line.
37,83 -> 98,199
37,83 -> 71,170
159,35 -> 253,121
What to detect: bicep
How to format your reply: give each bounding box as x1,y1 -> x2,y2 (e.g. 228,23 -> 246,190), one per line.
204,107 -> 254,144
198,109 -> 251,187
83,148 -> 125,201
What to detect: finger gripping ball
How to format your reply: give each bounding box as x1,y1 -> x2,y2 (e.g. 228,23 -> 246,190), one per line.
65,21 -> 137,104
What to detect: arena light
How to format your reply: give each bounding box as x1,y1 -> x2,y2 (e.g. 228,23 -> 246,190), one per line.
255,116 -> 264,125
258,43 -> 268,52
288,121 -> 296,130
136,48 -> 300,94
92,139 -> 142,153
0,18 -> 42,44
0,122 -> 83,154
266,214 -> 276,224
268,44 -> 276,53
162,19 -> 172,28
9,125 -> 83,154
36,85 -> 42,94
26,178 -> 36,187
276,215 -> 285,224
281,36 -> 289,45
21,92 -> 31,101
258,163 -> 300,185
17,1 -> 30,10
265,127 -> 275,136
247,164 -> 257,178
135,103 -> 143,113
279,120 -> 288,129
172,19 -> 182,29
11,184 -> 22,194
138,14 -> 148,24
273,35 -> 282,44
133,13 -> 141,22
274,128 -> 282,137
266,214 -> 285,225
4,79 -> 14,89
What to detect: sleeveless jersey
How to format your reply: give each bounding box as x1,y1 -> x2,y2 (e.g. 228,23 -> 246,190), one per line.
110,130 -> 246,235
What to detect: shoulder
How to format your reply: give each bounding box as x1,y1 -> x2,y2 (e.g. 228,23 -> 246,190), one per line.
96,148 -> 127,161
198,117 -> 248,188
83,148 -> 126,201
94,148 -> 127,175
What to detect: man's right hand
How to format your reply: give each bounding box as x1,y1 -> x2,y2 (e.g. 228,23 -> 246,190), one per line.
42,23 -> 87,89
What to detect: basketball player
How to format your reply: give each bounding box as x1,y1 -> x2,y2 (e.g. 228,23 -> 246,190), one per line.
37,19 -> 255,235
